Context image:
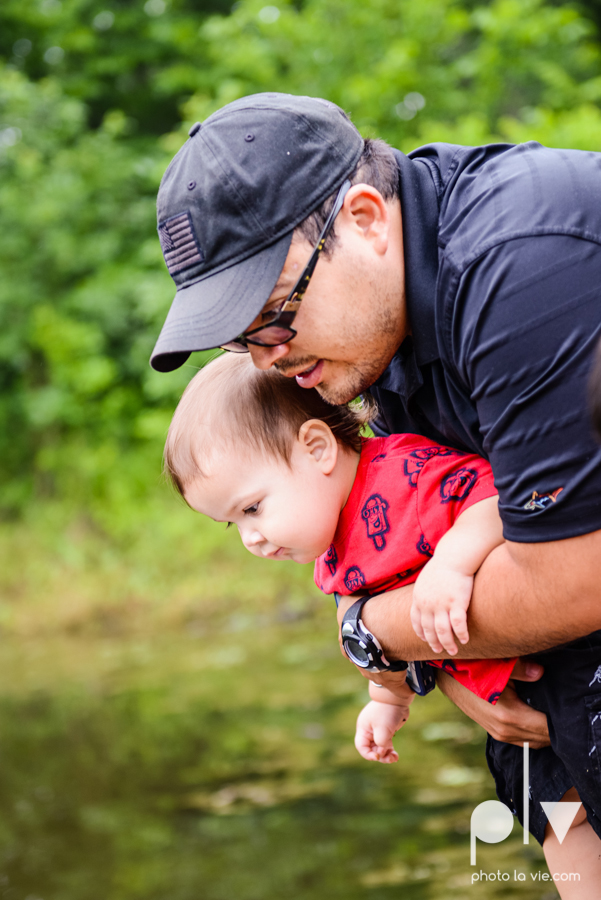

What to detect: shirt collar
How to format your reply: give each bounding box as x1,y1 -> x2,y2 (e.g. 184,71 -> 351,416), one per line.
393,148 -> 441,367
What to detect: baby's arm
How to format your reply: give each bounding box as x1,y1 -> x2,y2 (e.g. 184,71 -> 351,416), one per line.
411,495 -> 504,656
354,679 -> 415,764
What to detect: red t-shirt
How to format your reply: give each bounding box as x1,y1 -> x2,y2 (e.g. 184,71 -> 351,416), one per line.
314,435 -> 516,704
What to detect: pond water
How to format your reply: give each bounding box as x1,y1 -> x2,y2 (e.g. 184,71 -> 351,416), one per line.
0,508 -> 556,899
0,623 -> 554,900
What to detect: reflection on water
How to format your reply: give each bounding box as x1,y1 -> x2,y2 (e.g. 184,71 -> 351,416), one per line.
0,621 -> 551,900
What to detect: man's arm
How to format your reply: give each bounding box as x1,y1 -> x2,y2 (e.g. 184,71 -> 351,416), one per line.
343,529 -> 601,661
436,669 -> 550,748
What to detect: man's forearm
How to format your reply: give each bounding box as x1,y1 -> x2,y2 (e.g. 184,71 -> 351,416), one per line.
359,529 -> 601,660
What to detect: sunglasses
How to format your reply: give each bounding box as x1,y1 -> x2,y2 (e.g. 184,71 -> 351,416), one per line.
221,179 -> 352,353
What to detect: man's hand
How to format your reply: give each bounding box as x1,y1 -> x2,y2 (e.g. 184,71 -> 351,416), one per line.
436,661 -> 550,748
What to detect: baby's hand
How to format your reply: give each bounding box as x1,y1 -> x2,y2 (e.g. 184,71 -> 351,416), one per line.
354,700 -> 410,764
410,562 -> 473,656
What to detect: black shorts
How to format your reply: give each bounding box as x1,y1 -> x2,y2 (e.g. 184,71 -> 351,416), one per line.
486,631 -> 601,845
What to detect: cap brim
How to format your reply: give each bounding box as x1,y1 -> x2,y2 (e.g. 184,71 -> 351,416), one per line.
150,231 -> 293,372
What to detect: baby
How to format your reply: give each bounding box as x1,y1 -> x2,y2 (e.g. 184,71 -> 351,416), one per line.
164,352 -> 516,764
164,352 -> 601,893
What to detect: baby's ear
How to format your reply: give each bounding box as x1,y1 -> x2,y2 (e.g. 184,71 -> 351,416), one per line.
297,419 -> 338,474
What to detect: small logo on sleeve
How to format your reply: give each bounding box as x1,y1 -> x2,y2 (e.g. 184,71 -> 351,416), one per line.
523,488 -> 563,511
589,665 -> 601,688
361,493 -> 390,551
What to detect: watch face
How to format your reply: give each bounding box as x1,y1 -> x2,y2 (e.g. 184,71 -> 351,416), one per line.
343,639 -> 370,667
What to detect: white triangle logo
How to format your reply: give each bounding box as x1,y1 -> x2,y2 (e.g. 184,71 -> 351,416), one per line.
540,802 -> 582,844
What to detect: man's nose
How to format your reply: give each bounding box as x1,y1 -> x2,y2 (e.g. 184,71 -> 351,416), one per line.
248,342 -> 289,370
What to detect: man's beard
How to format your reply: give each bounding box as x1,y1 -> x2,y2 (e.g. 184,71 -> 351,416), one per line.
314,358 -> 389,405
273,275 -> 402,405
275,354 -> 390,406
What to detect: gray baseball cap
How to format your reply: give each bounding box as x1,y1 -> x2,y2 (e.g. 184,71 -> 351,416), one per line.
150,92 -> 364,372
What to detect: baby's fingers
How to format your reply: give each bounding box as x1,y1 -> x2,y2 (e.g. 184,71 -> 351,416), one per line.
355,728 -> 380,762
376,747 -> 399,764
410,603 -> 427,643
420,611 -> 444,655
449,607 -> 470,646
434,609 -> 458,656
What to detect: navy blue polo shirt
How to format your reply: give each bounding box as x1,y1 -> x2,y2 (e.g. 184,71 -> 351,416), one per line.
370,142 -> 601,543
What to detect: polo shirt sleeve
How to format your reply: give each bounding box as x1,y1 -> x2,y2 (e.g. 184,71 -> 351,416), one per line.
415,451 -> 497,551
444,234 -> 601,542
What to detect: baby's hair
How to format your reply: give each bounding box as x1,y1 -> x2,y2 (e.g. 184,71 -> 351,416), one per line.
164,352 -> 376,497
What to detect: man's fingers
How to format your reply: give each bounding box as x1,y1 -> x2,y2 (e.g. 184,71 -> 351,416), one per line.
510,658 -> 544,681
436,670 -> 551,748
490,683 -> 550,747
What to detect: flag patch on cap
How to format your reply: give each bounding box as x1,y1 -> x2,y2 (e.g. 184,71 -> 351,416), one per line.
158,211 -> 204,275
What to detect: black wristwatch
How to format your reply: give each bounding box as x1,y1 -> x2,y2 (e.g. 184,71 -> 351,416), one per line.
340,595 -> 408,673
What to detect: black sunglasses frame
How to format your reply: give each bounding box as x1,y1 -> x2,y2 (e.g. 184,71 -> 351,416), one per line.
222,179 -> 352,353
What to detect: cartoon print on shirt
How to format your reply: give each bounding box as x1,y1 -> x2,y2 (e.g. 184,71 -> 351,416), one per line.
403,447 -> 442,487
416,533 -> 433,557
361,493 -> 390,551
344,566 -> 366,592
590,665 -> 601,688
324,544 -> 338,577
370,453 -> 387,463
440,467 -> 478,503
524,488 -> 564,511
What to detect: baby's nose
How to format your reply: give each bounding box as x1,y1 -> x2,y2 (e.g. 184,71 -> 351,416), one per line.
241,528 -> 265,550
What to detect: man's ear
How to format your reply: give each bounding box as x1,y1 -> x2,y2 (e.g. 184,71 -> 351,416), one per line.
340,184 -> 390,256
297,419 -> 338,474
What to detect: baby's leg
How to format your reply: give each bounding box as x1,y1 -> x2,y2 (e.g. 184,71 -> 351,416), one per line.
542,786 -> 601,899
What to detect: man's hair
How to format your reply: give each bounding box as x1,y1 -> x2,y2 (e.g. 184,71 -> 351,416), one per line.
164,352 -> 376,497
295,138 -> 399,256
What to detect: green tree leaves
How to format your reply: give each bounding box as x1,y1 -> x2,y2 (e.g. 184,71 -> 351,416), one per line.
1,0 -> 601,511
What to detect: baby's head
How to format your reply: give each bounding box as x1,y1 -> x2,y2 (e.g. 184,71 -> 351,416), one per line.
164,353 -> 373,563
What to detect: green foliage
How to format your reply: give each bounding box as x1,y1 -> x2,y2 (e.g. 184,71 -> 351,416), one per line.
1,0 -> 601,513
0,69 -> 199,510
0,0 -> 232,134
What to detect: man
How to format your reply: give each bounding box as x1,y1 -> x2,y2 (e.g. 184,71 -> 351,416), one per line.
150,93 -> 601,748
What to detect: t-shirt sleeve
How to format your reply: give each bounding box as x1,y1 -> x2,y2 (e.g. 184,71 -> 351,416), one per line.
443,234 -> 601,542
415,450 -> 497,551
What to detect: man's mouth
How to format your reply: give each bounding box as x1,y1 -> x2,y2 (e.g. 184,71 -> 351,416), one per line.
294,359 -> 324,389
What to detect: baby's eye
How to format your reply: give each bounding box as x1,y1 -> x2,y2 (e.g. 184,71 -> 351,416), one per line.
243,503 -> 259,516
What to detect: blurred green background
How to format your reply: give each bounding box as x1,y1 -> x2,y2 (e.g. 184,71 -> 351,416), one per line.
2,0 -> 601,896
